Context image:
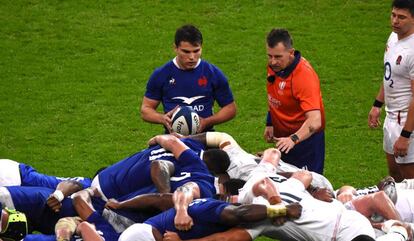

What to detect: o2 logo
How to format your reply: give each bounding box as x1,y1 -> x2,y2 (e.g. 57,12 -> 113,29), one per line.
384,62 -> 393,88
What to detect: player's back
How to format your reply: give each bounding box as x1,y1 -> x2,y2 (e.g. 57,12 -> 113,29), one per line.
98,139 -> 206,199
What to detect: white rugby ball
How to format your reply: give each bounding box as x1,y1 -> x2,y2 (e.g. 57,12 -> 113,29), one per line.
171,106 -> 200,135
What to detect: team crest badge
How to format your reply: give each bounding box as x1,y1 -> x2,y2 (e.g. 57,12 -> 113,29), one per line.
169,77 -> 176,85
198,76 -> 208,87
396,55 -> 402,65
279,81 -> 286,90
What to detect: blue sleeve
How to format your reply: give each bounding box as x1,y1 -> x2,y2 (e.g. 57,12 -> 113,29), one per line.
145,68 -> 165,101
177,149 -> 199,165
266,111 -> 272,126
211,66 -> 234,107
24,234 -> 56,241
188,199 -> 229,223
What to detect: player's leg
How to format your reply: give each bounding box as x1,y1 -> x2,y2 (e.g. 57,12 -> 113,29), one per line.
386,153 -> 402,182
397,162 -> 414,180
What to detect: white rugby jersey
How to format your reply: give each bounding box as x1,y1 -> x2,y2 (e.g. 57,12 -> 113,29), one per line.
383,32 -> 414,120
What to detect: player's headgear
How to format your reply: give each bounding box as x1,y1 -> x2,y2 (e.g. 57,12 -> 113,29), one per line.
0,205 -> 28,241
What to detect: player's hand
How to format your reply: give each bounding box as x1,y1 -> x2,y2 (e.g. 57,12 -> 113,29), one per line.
368,107 -> 381,128
174,210 -> 194,231
197,117 -> 208,133
393,136 -> 410,157
163,231 -> 182,241
264,126 -> 274,143
47,194 -> 62,212
105,199 -> 121,210
310,187 -> 334,202
274,137 -> 295,153
286,202 -> 302,219
164,106 -> 179,133
147,135 -> 163,146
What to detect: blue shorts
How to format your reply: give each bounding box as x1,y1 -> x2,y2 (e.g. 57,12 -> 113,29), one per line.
281,131 -> 325,174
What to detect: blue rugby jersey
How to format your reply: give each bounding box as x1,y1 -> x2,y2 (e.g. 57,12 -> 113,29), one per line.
98,138 -> 209,199
7,186 -> 77,234
145,198 -> 230,240
145,60 -> 234,130
19,163 -> 92,189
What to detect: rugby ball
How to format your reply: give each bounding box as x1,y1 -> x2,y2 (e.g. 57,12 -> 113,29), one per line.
171,106 -> 200,135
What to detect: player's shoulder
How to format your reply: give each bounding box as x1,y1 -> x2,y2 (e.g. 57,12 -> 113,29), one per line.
200,60 -> 227,77
150,60 -> 175,79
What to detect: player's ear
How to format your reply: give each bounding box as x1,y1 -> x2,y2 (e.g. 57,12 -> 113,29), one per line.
289,47 -> 295,56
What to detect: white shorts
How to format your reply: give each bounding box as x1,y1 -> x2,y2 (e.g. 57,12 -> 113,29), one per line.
383,116 -> 414,164
91,175 -> 108,201
0,159 -> 21,186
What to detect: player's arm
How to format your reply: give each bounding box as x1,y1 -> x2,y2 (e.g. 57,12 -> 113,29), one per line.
148,134 -> 189,158
47,180 -> 84,212
105,193 -> 174,212
220,203 -> 302,226
368,85 -> 385,128
72,188 -> 97,220
141,97 -> 178,132
173,182 -> 200,231
199,102 -> 236,132
351,191 -> 401,222
275,110 -> 321,153
291,170 -> 313,189
151,160 -> 175,193
186,132 -> 237,149
163,228 -> 253,241
393,79 -> 414,157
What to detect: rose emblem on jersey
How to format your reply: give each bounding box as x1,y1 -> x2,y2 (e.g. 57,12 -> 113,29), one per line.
198,76 -> 208,87
396,55 -> 402,65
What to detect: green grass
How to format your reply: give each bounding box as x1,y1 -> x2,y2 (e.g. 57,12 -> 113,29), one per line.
1,0 -> 392,239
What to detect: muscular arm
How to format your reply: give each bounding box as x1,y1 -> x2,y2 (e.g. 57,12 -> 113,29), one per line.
141,97 -> 163,124
351,191 -> 401,221
141,97 -> 177,132
148,135 -> 189,159
151,160 -> 175,193
220,204 -> 268,226
106,193 -> 174,212
275,110 -> 321,153
173,182 -> 201,231
72,188 -> 96,220
368,85 -> 384,128
200,102 -> 237,132
295,110 -> 322,142
47,180 -> 84,212
291,170 -> 313,189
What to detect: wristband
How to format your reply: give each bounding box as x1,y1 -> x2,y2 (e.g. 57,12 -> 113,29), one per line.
53,190 -> 64,202
373,99 -> 384,108
266,204 -> 287,218
290,134 -> 299,144
400,129 -> 412,138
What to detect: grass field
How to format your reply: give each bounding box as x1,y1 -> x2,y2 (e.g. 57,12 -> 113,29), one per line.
1,0 -> 393,240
